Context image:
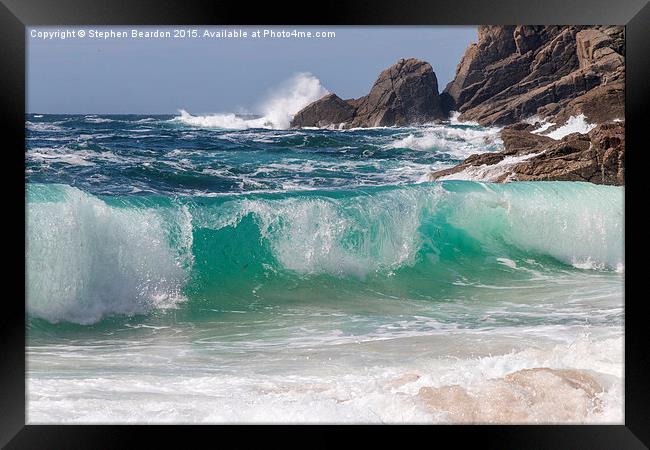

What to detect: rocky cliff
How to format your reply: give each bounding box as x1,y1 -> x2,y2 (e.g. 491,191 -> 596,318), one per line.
290,58 -> 446,129
289,27 -> 625,185
443,25 -> 625,126
428,25 -> 625,185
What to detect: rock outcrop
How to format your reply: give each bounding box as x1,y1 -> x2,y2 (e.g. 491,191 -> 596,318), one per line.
347,58 -> 445,127
289,93 -> 356,128
426,25 -> 625,185
443,26 -> 625,126
290,58 -> 446,129
290,27 -> 625,186
427,121 -> 624,185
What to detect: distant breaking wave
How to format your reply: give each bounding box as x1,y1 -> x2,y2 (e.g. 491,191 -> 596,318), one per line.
173,73 -> 328,130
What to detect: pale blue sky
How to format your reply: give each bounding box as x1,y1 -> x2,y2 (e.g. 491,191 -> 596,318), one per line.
27,26 -> 477,114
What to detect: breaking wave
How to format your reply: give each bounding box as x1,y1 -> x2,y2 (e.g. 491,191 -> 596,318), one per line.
173,73 -> 328,130
27,181 -> 623,324
27,185 -> 193,324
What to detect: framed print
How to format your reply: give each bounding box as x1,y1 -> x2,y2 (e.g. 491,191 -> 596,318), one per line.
2,0 -> 648,447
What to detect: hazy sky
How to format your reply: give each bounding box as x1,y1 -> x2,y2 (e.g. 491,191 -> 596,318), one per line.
27,26 -> 477,114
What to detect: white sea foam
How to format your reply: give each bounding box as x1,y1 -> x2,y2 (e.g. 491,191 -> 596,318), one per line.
85,116 -> 115,123
448,110 -> 480,126
27,328 -> 622,424
26,121 -> 65,132
386,123 -> 502,158
436,150 -> 544,183
529,114 -> 598,139
28,151 -> 96,167
174,73 -> 328,130
175,110 -> 258,129
28,146 -> 128,167
572,258 -> 624,273
541,114 -> 597,140
496,257 -> 518,269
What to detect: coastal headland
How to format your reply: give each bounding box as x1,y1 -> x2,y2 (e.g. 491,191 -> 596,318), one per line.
291,26 -> 625,185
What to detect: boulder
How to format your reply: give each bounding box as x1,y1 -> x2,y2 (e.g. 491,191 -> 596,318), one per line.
348,58 -> 445,127
290,58 -> 445,129
290,93 -> 356,128
500,125 -> 556,154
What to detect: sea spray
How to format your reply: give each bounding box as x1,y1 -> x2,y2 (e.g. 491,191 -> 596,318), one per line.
174,73 -> 328,130
258,73 -> 329,129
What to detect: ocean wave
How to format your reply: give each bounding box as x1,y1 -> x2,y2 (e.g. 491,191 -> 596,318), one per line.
27,181 -> 623,324
199,181 -> 623,275
28,151 -> 96,167
27,145 -> 128,167
26,121 -> 65,132
206,188 -> 429,277
173,73 -> 328,130
174,110 -> 263,129
27,184 -> 193,324
85,116 -> 115,124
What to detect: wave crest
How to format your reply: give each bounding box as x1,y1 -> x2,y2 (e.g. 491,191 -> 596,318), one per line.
196,181 -> 624,277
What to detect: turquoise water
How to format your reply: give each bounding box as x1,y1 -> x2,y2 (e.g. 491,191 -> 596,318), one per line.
25,114 -> 624,423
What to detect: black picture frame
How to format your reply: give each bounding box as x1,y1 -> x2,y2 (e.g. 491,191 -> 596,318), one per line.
2,0 -> 648,447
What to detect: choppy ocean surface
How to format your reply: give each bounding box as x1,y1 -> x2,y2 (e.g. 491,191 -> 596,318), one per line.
26,113 -> 624,423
